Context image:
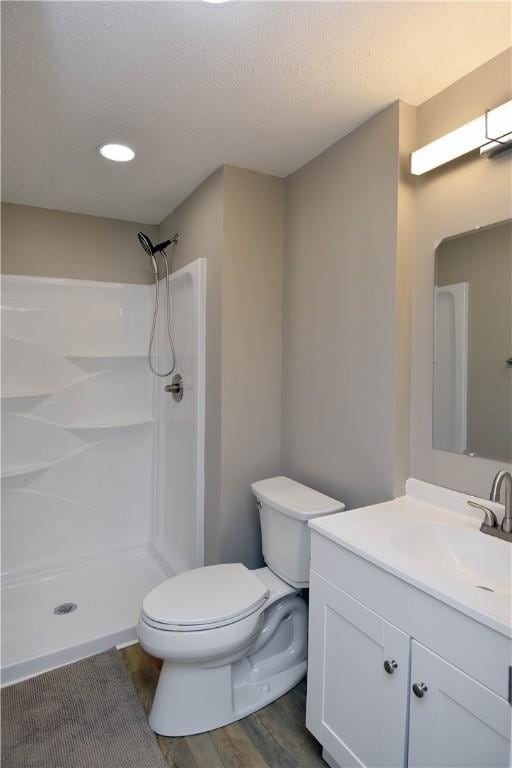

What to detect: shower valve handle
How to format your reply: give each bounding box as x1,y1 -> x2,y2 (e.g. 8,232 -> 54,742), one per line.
164,374 -> 184,402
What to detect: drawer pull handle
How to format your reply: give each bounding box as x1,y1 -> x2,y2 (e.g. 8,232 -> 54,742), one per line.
412,682 -> 428,698
383,660 -> 398,674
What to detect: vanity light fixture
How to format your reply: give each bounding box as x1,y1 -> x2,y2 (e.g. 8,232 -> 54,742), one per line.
99,143 -> 135,162
480,99 -> 512,157
410,99 -> 512,175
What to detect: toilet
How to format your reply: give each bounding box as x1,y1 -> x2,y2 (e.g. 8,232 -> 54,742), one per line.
137,476 -> 344,736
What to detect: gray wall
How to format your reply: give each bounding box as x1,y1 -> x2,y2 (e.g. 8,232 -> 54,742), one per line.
410,48 -> 512,497
281,101 -> 413,509
160,166 -> 284,568
436,222 -> 511,462
159,168 -> 225,567
221,166 -> 284,566
393,101 -> 416,497
1,203 -> 156,283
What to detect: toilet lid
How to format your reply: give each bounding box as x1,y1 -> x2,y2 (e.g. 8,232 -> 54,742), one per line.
142,563 -> 269,628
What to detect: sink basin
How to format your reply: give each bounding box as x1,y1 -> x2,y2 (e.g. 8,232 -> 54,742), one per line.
309,480 -> 512,634
392,522 -> 512,596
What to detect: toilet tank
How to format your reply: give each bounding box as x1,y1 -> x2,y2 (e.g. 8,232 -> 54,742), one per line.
251,476 -> 345,588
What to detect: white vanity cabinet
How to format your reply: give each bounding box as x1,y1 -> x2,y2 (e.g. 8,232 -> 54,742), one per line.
307,572 -> 410,768
306,527 -> 512,768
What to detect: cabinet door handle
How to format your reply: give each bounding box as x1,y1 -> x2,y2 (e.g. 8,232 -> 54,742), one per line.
412,682 -> 428,698
383,659 -> 398,674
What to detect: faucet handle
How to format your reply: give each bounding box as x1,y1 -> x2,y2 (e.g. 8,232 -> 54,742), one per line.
467,500 -> 498,529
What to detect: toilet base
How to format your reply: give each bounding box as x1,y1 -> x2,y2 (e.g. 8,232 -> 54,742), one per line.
148,595 -> 308,736
149,657 -> 307,737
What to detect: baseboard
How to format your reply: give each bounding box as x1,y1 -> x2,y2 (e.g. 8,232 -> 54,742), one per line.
323,749 -> 342,768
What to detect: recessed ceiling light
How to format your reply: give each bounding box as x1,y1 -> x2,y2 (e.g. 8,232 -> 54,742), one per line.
99,143 -> 135,162
201,0 -> 234,4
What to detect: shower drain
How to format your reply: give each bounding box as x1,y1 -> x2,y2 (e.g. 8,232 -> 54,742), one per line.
53,602 -> 77,615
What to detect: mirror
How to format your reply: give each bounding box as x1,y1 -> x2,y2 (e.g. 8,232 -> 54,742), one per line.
433,219 -> 512,462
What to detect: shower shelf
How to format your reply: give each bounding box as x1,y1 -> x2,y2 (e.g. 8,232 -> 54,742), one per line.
63,418 -> 154,431
18,413 -> 154,434
65,355 -> 149,374
66,354 -> 147,362
0,444 -> 92,481
1,461 -> 53,479
1,389 -> 52,399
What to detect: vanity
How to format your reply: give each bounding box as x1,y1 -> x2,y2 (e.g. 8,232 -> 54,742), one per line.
306,479 -> 512,768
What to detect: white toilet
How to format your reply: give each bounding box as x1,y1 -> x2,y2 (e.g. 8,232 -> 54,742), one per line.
137,476 -> 344,736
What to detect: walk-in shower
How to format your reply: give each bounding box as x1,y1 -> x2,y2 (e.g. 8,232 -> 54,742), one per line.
1,257 -> 206,685
137,232 -> 179,378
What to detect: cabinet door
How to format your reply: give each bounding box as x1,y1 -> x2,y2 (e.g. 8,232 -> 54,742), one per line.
408,641 -> 511,768
306,571 -> 410,768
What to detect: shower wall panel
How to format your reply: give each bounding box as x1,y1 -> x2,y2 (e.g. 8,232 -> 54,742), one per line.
152,259 -> 206,573
1,276 -> 154,579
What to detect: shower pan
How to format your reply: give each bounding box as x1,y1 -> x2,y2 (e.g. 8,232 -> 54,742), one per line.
1,260 -> 206,685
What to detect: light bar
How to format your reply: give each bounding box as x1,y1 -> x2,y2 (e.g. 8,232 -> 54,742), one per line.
480,132 -> 512,157
480,100 -> 512,157
410,99 -> 512,175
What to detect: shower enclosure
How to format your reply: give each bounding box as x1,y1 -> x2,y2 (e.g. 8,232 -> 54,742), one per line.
1,259 -> 206,684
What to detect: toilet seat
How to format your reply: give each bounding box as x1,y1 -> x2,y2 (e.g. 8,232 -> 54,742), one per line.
141,563 -> 269,632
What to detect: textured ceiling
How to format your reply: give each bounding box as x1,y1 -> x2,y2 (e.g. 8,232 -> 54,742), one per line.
2,1 -> 510,224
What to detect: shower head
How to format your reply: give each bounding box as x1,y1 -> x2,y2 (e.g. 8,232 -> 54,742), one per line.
137,231 -> 179,256
138,232 -> 155,257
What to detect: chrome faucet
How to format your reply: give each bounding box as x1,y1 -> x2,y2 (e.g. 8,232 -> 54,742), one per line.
490,470 -> 512,534
466,470 -> 512,542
